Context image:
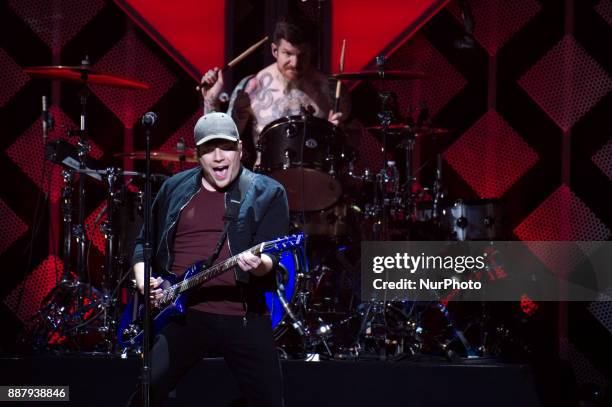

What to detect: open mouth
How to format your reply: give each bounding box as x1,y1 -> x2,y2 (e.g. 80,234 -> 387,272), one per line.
212,165 -> 229,180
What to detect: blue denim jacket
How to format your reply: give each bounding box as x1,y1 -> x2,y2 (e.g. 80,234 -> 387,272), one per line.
132,166 -> 289,296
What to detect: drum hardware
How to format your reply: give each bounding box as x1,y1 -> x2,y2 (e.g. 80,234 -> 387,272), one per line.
24,59 -> 151,352
365,124 -> 450,135
431,154 -> 444,221
46,139 -> 103,180
325,153 -> 337,176
61,170 -> 74,284
444,199 -> 504,241
97,167 -> 146,338
330,70 -> 429,81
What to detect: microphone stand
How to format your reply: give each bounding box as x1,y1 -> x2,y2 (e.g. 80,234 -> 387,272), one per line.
140,112 -> 156,407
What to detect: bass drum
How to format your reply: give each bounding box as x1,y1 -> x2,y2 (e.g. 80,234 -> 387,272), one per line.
258,115 -> 346,212
265,246 -> 308,340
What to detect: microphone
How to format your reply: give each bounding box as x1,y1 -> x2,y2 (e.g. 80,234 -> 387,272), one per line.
141,111 -> 158,127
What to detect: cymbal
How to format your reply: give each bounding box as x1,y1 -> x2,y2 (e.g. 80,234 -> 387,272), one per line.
24,65 -> 150,90
366,124 -> 450,136
75,168 -> 144,177
331,70 -> 428,81
115,149 -> 199,163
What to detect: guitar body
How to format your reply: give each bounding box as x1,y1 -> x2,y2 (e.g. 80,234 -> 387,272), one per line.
117,264 -> 200,349
117,234 -> 304,351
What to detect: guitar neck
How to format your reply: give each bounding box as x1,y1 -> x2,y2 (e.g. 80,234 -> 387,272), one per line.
175,243 -> 264,295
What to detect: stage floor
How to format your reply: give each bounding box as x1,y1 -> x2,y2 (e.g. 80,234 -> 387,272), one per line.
0,353 -> 570,406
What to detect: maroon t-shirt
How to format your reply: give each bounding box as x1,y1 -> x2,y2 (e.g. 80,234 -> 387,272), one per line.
170,187 -> 244,315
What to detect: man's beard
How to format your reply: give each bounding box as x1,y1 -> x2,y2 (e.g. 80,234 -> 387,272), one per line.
280,66 -> 304,86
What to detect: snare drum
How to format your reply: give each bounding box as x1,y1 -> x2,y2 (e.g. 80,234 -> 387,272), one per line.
258,116 -> 345,211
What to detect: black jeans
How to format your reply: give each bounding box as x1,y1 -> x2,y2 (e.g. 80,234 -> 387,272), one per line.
135,309 -> 284,407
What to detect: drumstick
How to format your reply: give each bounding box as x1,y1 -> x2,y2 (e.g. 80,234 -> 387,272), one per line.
334,39 -> 346,113
196,36 -> 269,91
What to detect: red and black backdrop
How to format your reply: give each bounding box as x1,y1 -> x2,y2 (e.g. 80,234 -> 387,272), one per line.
1,0 -> 611,389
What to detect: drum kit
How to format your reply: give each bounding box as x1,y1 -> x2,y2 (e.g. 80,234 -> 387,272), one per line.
247,57 -> 507,360
23,57 -> 507,361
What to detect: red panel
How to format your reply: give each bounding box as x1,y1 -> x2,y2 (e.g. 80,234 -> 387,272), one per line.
592,139 -> 612,180
588,292 -> 612,335
159,110 -> 199,152
8,0 -> 104,52
518,35 -> 612,132
514,185 -> 609,241
443,109 -> 538,198
3,255 -> 63,325
85,201 -> 107,255
0,199 -> 28,255
559,337 -> 609,387
115,0 -> 225,80
514,185 -> 610,275
449,0 -> 540,56
6,106 -> 104,203
0,48 -> 30,107
158,110 -> 200,173
91,31 -> 176,128
331,0 -> 449,73
595,0 -> 612,26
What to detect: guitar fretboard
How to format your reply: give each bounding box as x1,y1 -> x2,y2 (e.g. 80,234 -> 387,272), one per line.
170,244 -> 264,296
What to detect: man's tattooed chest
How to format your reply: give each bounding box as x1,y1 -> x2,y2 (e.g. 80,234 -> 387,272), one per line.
250,72 -> 328,131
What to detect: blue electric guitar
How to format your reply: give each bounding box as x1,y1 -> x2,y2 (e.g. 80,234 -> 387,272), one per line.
117,233 -> 304,349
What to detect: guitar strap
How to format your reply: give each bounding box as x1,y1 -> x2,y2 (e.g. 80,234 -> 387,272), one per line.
203,168 -> 249,268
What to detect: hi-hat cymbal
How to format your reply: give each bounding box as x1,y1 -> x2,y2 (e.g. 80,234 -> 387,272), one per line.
366,124 -> 450,136
331,70 -> 428,81
24,65 -> 150,90
115,149 -> 198,163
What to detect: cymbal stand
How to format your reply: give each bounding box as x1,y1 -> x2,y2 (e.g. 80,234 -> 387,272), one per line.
97,167 -> 122,348
60,170 -> 74,284
373,56 -> 395,240
398,128 -> 417,231
281,278 -> 335,359
73,86 -> 91,285
431,154 -> 444,221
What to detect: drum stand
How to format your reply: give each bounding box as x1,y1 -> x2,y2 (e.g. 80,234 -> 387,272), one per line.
277,280 -> 336,359
29,60 -> 117,351
96,167 -> 137,349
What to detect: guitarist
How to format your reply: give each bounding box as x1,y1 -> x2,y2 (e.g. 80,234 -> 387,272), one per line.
131,112 -> 289,406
